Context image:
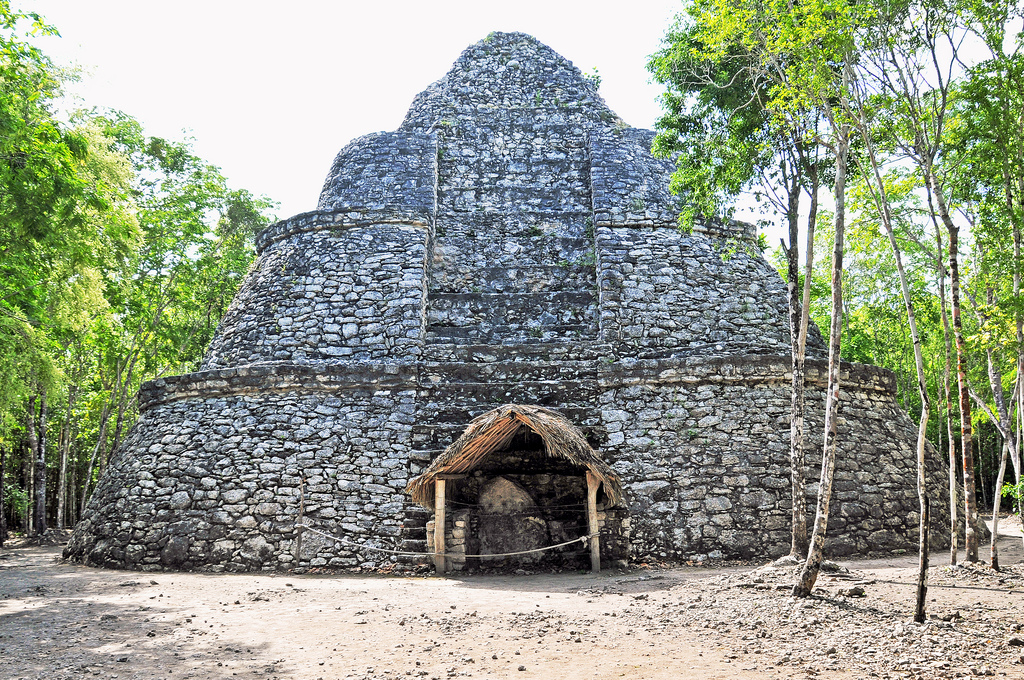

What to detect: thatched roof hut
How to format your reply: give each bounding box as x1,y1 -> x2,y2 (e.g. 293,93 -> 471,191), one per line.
406,404 -> 623,509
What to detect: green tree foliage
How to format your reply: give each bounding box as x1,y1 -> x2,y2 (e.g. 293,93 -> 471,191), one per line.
0,5 -> 276,536
653,0 -> 1024,578
648,20 -> 771,229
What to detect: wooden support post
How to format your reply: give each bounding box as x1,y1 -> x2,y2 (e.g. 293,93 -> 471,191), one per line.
434,478 -> 446,574
586,471 -> 601,573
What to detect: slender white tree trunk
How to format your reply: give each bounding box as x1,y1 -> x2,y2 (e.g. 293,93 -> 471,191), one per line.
932,174 -> 980,562
794,120 -> 848,598
857,119 -> 931,620
33,388 -> 48,535
991,441 -> 1008,570
936,226 -> 958,565
785,174 -> 809,557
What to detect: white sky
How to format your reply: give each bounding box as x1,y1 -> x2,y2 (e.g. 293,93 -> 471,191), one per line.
33,0 -> 686,223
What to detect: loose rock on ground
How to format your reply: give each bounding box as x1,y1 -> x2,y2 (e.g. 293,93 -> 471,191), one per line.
2,521 -> 1022,680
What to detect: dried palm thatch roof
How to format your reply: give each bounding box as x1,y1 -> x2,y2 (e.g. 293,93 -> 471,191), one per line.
407,404 -> 622,509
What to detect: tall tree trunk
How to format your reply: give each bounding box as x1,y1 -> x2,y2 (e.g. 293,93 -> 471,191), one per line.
932,174 -> 980,562
33,387 -> 48,536
966,281 -> 1022,565
785,172 -> 808,558
794,120 -> 848,598
1013,192 -> 1023,552
80,353 -> 135,517
860,127 -> 931,621
106,363 -> 137,470
20,439 -> 31,534
0,443 -> 7,547
979,342 -> 1019,505
25,395 -> 39,536
56,385 -> 76,531
101,352 -> 140,477
915,498 -> 930,622
979,433 -> 988,509
68,441 -> 78,526
789,187 -> 819,558
936,226 -> 958,564
1018,389 -> 1023,550
80,400 -> 113,519
991,440 -> 1008,571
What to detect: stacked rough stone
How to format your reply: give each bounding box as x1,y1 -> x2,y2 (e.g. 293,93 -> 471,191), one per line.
65,32 -> 949,572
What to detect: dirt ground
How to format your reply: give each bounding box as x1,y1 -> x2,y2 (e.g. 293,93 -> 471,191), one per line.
2,517 -> 1022,680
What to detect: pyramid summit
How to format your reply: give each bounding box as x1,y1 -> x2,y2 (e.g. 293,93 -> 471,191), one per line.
398,32 -> 622,130
65,34 -> 947,572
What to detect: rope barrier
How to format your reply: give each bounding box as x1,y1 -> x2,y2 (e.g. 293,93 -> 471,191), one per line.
296,523 -> 598,559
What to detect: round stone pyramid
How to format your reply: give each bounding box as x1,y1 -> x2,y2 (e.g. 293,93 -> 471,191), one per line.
65,32 -> 947,572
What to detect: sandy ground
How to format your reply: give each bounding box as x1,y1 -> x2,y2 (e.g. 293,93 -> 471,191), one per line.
1,517 -> 1022,680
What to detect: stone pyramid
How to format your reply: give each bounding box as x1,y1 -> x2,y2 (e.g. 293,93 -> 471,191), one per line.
65,33 -> 946,572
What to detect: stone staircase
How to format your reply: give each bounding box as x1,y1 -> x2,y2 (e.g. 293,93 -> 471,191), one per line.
399,109 -> 610,558
427,220 -> 600,345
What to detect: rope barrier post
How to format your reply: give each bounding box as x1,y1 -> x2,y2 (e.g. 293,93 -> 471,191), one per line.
434,478 -> 446,574
586,471 -> 601,573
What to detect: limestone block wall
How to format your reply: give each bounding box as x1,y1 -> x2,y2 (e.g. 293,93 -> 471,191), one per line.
595,226 -> 820,357
424,109 -> 599,345
399,33 -> 618,133
65,365 -> 419,572
317,131 -> 437,214
589,128 -> 684,228
202,219 -> 430,368
587,128 -> 753,241
65,352 -> 947,571
434,110 -> 591,217
428,217 -> 595,295
427,218 -> 598,344
599,356 -> 948,561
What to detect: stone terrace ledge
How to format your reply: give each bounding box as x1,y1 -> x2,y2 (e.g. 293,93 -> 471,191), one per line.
253,208 -> 433,254
138,354 -> 896,413
138,362 -> 418,411
603,355 -> 897,392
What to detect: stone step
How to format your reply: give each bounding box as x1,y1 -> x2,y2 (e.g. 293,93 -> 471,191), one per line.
403,503 -> 431,517
429,263 -> 596,295
420,341 -> 613,363
438,190 -> 590,215
397,539 -> 430,564
436,120 -> 591,215
425,323 -> 598,345
427,291 -> 597,327
421,378 -> 601,404
401,515 -> 429,529
420,360 -> 601,385
432,233 -> 594,271
432,210 -> 592,240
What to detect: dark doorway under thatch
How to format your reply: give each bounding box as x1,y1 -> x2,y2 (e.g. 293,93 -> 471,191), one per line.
407,404 -> 627,571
